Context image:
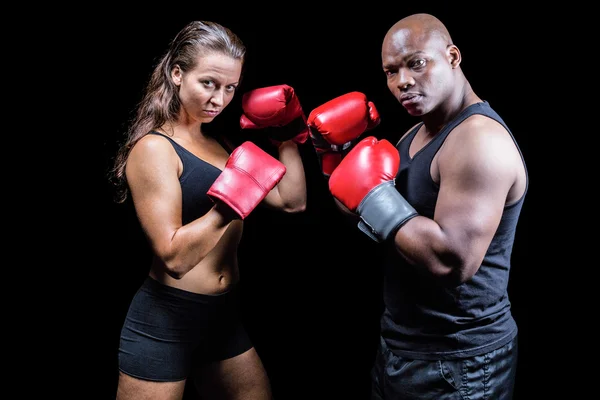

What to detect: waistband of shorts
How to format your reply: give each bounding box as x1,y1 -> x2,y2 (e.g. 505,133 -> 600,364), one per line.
141,276 -> 237,304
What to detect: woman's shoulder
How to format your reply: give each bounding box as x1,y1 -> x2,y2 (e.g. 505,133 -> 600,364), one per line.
130,133 -> 179,163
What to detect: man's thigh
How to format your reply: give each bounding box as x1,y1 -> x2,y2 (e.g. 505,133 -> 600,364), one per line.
370,336 -> 518,400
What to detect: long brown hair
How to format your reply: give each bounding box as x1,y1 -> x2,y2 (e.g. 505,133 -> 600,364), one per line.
109,20 -> 246,203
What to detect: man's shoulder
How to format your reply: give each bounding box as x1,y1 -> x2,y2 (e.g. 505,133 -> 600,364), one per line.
395,122 -> 422,146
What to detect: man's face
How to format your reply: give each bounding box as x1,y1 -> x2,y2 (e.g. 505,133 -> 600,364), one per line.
382,29 -> 454,117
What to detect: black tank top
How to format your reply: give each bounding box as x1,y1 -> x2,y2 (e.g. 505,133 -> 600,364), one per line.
148,132 -> 229,224
380,101 -> 528,359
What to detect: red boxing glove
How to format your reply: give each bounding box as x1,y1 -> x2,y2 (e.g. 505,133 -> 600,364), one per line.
329,136 -> 417,242
307,92 -> 380,177
240,84 -> 309,147
207,141 -> 286,219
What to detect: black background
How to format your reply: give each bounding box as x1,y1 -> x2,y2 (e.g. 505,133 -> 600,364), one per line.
91,5 -> 535,399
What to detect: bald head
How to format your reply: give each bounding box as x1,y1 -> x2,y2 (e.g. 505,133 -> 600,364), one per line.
381,13 -> 459,73
383,13 -> 453,52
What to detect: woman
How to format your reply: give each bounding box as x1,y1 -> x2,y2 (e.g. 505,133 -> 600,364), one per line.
110,20 -> 307,399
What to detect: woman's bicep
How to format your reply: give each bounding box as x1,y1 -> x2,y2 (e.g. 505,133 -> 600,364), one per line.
126,139 -> 182,255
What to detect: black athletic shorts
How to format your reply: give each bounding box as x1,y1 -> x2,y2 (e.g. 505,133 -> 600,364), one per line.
118,277 -> 253,381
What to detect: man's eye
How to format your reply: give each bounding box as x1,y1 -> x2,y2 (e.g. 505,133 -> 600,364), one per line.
411,59 -> 426,69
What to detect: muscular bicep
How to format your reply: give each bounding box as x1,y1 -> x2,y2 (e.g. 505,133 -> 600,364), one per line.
434,122 -> 517,278
125,136 -> 182,259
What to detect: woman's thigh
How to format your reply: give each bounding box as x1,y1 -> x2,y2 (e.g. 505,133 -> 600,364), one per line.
116,371 -> 186,400
192,347 -> 272,400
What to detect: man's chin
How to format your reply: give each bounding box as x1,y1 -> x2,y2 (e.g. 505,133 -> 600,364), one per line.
404,106 -> 423,117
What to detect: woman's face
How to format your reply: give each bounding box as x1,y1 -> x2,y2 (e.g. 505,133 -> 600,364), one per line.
173,52 -> 242,123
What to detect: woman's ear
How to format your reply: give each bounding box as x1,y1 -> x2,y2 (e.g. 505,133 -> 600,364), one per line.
171,65 -> 182,86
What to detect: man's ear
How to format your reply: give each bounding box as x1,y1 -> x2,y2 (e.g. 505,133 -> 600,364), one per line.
447,45 -> 461,68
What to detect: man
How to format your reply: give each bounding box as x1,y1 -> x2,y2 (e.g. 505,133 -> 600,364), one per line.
327,13 -> 528,399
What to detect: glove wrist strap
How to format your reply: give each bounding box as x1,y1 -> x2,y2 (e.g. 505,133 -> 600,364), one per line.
261,115 -> 308,142
356,181 -> 418,243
